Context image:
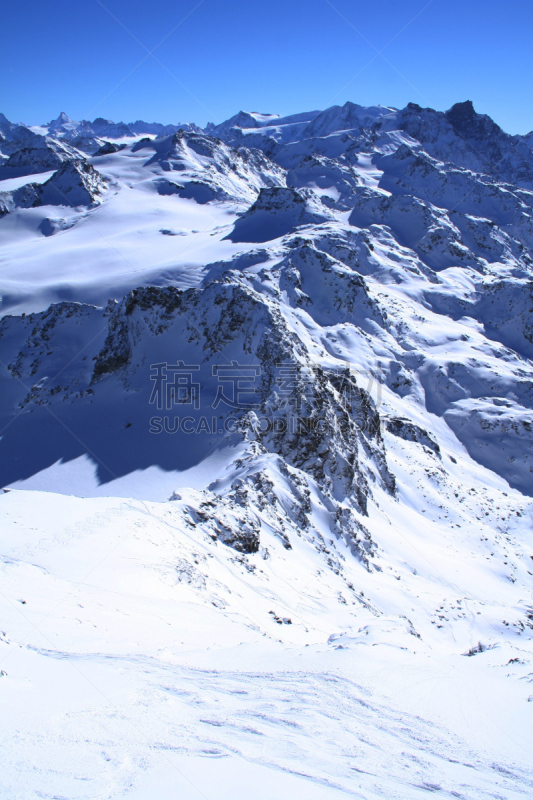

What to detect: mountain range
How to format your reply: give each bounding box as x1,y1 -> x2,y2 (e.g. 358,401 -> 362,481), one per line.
1,99 -> 532,800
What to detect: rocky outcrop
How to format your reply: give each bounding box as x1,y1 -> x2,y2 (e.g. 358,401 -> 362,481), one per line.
226,187 -> 333,242
0,160 -> 107,214
94,141 -> 127,156
385,417 -> 440,456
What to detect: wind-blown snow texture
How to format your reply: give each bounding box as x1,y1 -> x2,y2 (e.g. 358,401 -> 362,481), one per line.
1,100 -> 533,800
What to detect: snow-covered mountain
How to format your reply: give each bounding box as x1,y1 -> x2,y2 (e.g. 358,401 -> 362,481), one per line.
1,100 -> 533,799
128,119 -> 202,136
18,113 -> 203,150
0,111 -> 40,157
47,111 -> 80,136
0,137 -> 86,175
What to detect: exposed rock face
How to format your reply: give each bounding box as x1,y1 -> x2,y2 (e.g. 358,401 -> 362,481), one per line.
0,160 -> 107,213
385,417 -> 440,456
94,141 -> 127,156
0,274 -> 396,554
68,136 -> 107,155
226,186 -> 333,242
39,160 -> 108,206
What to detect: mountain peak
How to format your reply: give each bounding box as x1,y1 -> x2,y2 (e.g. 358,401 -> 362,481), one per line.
446,100 -> 476,122
50,111 -> 72,125
445,99 -> 509,147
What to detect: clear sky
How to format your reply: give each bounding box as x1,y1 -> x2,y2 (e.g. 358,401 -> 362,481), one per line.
2,0 -> 532,134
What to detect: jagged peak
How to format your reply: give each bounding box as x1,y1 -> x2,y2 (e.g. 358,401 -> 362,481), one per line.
48,111 -> 77,131
446,99 -> 476,119
445,100 -> 502,135
92,116 -> 116,126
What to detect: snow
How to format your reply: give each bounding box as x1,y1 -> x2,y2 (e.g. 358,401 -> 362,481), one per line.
0,131 -> 285,315
1,99 -> 533,798
1,477 -> 532,798
27,125 -> 49,136
0,170 -> 55,191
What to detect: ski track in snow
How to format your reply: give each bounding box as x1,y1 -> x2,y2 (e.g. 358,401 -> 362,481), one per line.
6,648 -> 533,800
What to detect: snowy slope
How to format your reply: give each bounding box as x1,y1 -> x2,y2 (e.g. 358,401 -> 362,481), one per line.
1,480 -> 532,799
1,100 -> 533,799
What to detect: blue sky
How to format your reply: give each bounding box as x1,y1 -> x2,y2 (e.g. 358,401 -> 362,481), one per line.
2,0 -> 533,133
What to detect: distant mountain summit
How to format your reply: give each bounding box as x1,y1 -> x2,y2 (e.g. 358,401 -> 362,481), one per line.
128,120 -> 201,136
48,111 -> 78,135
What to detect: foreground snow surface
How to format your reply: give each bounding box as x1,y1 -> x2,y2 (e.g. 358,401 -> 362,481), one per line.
1,483 -> 532,800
